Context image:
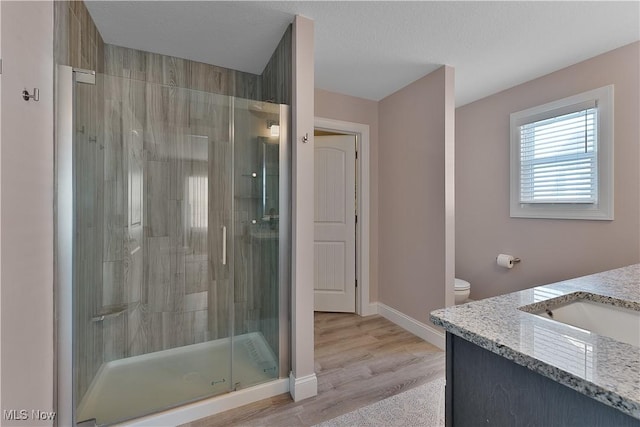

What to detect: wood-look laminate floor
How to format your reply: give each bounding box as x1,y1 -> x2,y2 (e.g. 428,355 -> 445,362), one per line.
182,312 -> 445,427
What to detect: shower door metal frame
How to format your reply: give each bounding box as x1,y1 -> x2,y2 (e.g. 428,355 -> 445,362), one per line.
55,65 -> 96,427
278,104 -> 291,378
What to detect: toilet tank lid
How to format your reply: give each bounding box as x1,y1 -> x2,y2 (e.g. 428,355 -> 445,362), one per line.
455,278 -> 471,290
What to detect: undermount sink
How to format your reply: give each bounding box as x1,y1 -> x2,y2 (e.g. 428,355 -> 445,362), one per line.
520,294 -> 640,347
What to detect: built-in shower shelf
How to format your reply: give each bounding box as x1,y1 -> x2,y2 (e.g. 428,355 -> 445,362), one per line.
91,303 -> 129,322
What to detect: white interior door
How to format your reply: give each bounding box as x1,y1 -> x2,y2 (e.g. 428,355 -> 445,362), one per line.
314,135 -> 356,312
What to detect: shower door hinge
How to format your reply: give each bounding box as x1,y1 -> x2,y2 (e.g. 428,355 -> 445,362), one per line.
355,279 -> 358,288
73,68 -> 96,85
355,150 -> 358,160
0,59 -> 3,74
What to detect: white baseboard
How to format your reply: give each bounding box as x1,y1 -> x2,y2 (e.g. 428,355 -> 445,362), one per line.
375,302 -> 445,350
289,372 -> 318,401
123,379 -> 289,426
360,302 -> 380,316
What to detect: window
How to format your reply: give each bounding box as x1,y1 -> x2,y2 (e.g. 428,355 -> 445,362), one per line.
510,85 -> 614,220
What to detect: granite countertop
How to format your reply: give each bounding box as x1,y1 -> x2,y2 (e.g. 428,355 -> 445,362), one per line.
430,264 -> 640,420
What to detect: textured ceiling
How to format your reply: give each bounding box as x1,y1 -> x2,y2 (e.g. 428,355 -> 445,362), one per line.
85,1 -> 640,106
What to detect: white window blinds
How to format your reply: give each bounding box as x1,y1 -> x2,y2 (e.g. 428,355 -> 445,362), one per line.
519,105 -> 597,204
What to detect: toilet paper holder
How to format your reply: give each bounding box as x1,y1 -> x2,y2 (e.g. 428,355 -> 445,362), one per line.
496,255 -> 521,263
496,254 -> 521,268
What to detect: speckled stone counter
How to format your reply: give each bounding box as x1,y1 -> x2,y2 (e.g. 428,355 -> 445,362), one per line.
430,264 -> 640,421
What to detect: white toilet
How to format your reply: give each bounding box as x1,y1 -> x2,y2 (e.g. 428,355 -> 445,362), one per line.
454,278 -> 471,304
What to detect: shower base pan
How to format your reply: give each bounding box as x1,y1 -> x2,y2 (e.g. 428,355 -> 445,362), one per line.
77,332 -> 278,426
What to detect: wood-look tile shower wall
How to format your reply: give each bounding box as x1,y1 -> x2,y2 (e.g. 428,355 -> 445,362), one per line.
261,26 -> 292,105
55,0 -> 291,403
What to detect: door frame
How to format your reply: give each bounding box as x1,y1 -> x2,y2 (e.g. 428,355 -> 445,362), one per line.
314,117 -> 373,316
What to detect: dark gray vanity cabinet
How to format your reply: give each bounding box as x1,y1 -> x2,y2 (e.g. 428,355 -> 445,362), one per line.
445,333 -> 640,427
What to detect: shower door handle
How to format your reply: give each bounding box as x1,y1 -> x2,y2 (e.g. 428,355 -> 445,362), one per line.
222,225 -> 227,265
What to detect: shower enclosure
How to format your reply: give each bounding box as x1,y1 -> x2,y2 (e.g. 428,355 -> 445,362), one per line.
56,65 -> 290,426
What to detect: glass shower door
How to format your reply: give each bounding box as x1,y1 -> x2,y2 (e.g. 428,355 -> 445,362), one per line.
72,72 -> 235,425
231,98 -> 284,390
61,65 -> 289,426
